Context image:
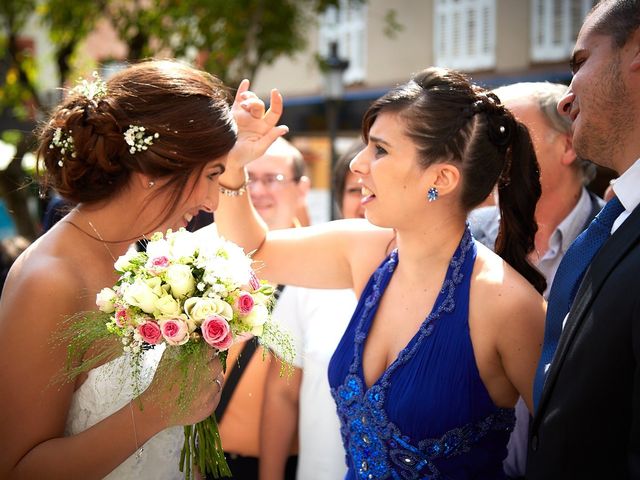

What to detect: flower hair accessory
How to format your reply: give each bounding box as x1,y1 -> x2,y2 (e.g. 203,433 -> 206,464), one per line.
72,71 -> 108,102
124,125 -> 160,154
49,127 -> 76,166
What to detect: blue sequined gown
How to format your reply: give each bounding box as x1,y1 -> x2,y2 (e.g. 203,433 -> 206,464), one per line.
328,228 -> 515,480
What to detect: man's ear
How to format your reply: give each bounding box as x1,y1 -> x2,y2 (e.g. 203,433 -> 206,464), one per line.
560,133 -> 577,167
296,175 -> 311,207
629,27 -> 640,72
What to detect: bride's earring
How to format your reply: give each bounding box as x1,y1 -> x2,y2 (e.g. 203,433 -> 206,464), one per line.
148,180 -> 155,188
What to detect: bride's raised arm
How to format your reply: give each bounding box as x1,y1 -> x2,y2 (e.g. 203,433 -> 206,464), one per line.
215,81 -> 392,292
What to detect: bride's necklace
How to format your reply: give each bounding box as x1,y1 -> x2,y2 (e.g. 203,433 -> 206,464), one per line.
86,219 -> 117,263
64,214 -> 117,263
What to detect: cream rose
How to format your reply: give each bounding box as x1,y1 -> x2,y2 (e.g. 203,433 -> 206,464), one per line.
96,287 -> 117,313
155,294 -> 182,318
184,297 -> 233,321
242,303 -> 268,328
165,264 -> 195,299
122,279 -> 160,314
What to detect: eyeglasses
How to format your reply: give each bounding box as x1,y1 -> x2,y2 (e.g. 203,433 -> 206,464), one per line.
246,173 -> 298,191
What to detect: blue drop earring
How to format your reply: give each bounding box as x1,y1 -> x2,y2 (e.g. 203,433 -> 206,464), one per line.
427,186 -> 439,202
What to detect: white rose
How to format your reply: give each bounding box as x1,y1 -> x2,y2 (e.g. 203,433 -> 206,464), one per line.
144,276 -> 163,296
165,264 -> 195,299
114,250 -> 139,272
184,297 -> 233,321
123,278 -> 160,314
96,287 -> 117,313
242,303 -> 268,327
155,294 -> 182,318
169,229 -> 198,259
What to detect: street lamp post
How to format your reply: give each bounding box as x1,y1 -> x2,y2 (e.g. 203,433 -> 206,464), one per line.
322,41 -> 349,220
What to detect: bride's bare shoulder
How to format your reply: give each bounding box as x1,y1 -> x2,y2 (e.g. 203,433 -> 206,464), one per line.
1,237 -> 85,321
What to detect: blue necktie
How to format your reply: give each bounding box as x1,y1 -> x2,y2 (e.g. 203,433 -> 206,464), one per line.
532,196 -> 624,411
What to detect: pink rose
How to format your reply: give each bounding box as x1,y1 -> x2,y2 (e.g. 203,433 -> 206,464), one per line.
138,320 -> 162,345
115,308 -> 129,327
159,318 -> 189,346
201,315 -> 233,351
148,256 -> 170,274
152,256 -> 169,268
248,271 -> 260,291
236,292 -> 254,315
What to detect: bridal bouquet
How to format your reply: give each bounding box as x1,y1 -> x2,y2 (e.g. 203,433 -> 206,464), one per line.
60,228 -> 293,479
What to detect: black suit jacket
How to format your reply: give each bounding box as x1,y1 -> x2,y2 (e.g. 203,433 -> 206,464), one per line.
526,202 -> 640,479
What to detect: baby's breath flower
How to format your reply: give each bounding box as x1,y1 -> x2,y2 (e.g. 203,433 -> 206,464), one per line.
124,125 -> 160,154
49,128 -> 76,163
72,71 -> 108,101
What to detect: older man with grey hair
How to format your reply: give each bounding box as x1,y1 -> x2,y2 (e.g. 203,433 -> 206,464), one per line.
469,81 -> 604,479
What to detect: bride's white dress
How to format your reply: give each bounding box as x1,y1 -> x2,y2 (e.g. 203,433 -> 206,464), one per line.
65,344 -> 184,479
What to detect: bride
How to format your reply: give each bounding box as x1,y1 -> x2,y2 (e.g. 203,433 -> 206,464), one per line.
0,60 -> 285,478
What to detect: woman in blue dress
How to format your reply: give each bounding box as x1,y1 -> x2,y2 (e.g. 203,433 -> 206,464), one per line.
216,67 -> 547,479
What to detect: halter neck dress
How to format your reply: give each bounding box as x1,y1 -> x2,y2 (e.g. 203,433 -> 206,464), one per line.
328,228 -> 514,479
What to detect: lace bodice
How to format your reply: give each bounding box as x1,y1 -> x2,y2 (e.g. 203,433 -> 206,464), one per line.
65,344 -> 184,479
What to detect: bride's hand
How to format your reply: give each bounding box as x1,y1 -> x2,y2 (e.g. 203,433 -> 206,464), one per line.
226,79 -> 288,171
141,348 -> 225,427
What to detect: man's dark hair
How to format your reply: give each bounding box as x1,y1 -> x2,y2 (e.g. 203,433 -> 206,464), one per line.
590,0 -> 640,48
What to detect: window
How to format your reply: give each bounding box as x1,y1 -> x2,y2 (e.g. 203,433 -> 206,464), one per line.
318,0 -> 367,84
531,0 -> 597,61
434,0 -> 496,71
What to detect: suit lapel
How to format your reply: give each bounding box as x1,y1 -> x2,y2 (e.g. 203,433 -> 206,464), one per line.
534,202 -> 640,425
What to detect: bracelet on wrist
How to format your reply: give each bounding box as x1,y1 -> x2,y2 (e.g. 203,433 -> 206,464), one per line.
219,171 -> 249,197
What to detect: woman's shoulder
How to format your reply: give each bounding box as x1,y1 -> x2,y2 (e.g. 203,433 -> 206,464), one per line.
471,241 -> 545,318
2,236 -> 85,318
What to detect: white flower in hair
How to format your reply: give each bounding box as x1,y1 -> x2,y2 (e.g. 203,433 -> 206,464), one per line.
72,71 -> 108,101
49,127 -> 76,166
124,125 -> 160,154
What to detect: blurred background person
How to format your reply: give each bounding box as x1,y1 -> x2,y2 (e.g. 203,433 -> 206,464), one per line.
468,81 -> 604,479
214,137 -> 309,479
0,235 -> 31,294
259,141 -> 365,480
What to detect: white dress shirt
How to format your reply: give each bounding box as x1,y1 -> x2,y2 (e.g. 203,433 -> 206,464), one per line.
611,158 -> 640,234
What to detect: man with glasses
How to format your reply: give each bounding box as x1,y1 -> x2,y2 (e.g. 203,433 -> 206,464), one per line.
246,137 -> 310,229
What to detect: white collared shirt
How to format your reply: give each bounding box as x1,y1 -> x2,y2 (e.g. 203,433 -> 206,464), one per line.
611,157 -> 640,233
537,187 -> 594,298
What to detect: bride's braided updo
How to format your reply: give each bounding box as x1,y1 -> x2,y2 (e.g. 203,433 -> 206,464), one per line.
37,60 -> 237,208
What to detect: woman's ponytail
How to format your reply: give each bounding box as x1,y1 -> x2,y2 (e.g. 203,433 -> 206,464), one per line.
495,121 -> 547,294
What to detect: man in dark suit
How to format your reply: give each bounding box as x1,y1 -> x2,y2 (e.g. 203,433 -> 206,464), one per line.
526,1 -> 640,478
